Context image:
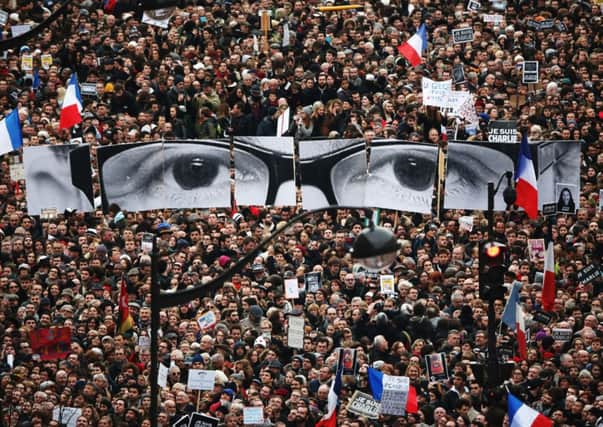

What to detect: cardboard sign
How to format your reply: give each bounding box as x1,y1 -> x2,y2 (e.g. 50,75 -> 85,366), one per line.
305,272 -> 322,293
52,407 -> 82,427
158,363 -> 168,388
187,369 -> 216,391
467,0 -> 481,11
188,413 -> 219,427
425,352 -> 449,382
284,278 -> 299,299
528,239 -> 545,262
380,375 -> 410,416
243,407 -> 264,425
287,315 -> 304,349
577,264 -> 602,286
532,311 -> 554,325
452,28 -> 474,44
552,328 -> 572,342
347,391 -> 381,419
80,83 -> 98,97
488,120 -> 518,143
380,275 -> 395,295
523,61 -> 539,84
483,14 -> 504,24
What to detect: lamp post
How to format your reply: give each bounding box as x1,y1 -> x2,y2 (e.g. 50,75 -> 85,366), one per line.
149,207 -> 397,426
483,171 -> 516,391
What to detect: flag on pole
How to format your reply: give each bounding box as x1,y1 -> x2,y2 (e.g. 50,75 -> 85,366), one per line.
59,73 -> 83,129
367,368 -> 418,414
501,281 -> 522,330
541,241 -> 555,312
397,24 -> 428,67
29,327 -> 71,360
508,393 -> 553,427
0,109 -> 23,156
514,132 -> 538,218
316,353 -> 344,427
118,275 -> 134,335
516,303 -> 527,360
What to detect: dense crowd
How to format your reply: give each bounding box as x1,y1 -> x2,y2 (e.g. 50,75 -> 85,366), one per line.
0,0 -> 601,426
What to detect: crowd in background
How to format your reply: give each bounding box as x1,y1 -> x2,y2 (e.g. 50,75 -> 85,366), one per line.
0,0 -> 601,426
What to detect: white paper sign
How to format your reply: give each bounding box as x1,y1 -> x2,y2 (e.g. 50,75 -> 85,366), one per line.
459,216 -> 474,232
243,407 -> 264,425
158,363 -> 168,388
483,14 -> 504,24
287,315 -> 304,349
9,163 -> 24,181
284,278 -> 299,299
52,407 -> 82,427
11,24 -> 31,37
0,10 -> 8,26
197,311 -> 216,330
422,78 -> 452,108
380,375 -> 410,416
187,369 -> 217,391
440,91 -> 472,114
141,8 -> 175,28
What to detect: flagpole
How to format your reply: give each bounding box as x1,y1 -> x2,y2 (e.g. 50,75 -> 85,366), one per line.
150,239 -> 160,427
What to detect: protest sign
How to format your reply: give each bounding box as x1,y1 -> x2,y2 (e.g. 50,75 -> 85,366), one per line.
80,83 -> 98,97
52,407 -> 82,427
577,264 -> 601,286
21,55 -> 33,71
523,61 -> 539,84
11,24 -> 31,37
459,216 -> 473,232
304,272 -> 322,293
488,120 -> 518,143
41,54 -> 53,70
542,203 -> 557,216
187,370 -> 216,391
425,352 -> 449,382
539,19 -> 555,30
188,413 -> 219,427
552,328 -> 573,342
347,391 -> 381,419
197,311 -> 216,330
380,375 -> 410,416
9,162 -> 24,181
284,278 -> 299,299
528,239 -> 545,262
338,348 -> 358,376
142,8 -> 175,29
532,311 -> 554,325
422,78 -> 452,108
483,14 -> 504,24
243,407 -> 264,425
158,363 -> 169,388
452,28 -> 474,43
467,0 -> 481,11
380,275 -> 395,295
453,63 -> 466,84
287,315 -> 304,349
0,10 -> 8,26
439,90 -> 472,115
172,415 -> 189,427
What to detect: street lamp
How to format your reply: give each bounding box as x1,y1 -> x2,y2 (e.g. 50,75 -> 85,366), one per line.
483,171 -> 516,392
149,207 -> 397,427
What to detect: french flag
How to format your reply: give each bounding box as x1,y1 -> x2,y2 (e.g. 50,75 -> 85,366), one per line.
368,368 -> 418,414
398,24 -> 428,67
316,354 -> 344,427
59,73 -> 83,129
516,302 -> 527,360
508,393 -> 552,427
514,132 -> 538,218
541,241 -> 555,312
0,109 -> 23,156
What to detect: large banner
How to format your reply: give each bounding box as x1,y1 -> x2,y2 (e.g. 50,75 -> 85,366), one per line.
97,140 -> 231,211
24,144 -> 94,214
444,140 -> 581,211
300,139 -> 438,213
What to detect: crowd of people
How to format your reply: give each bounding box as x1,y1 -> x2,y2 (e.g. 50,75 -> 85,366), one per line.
0,0 -> 601,426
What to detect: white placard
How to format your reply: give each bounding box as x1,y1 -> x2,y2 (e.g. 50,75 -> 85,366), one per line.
52,407 -> 82,427
284,278 -> 299,299
0,10 -> 8,26
483,14 -> 504,24
9,163 -> 24,181
11,24 -> 31,37
243,407 -> 264,425
141,8 -> 175,29
459,216 -> 473,232
422,78 -> 452,108
158,363 -> 168,388
380,275 -> 395,295
287,315 -> 304,349
380,375 -> 410,416
197,311 -> 216,330
452,28 -> 474,44
187,369 -> 216,391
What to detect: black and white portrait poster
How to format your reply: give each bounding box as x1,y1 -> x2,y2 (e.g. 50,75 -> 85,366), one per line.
556,183 -> 578,214
97,140 -> 231,212
537,141 -> 581,209
24,144 -> 94,215
233,136 -> 296,207
300,139 -> 437,213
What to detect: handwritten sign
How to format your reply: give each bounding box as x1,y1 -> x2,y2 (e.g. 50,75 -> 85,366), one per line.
380,375 -> 410,416
287,315 -> 304,349
422,78 -> 452,108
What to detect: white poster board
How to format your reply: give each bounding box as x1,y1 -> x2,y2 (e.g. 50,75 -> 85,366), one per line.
187,369 -> 216,391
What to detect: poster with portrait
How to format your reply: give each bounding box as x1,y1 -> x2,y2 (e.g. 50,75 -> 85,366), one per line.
537,141 -> 581,209
233,136 -> 296,207
425,352 -> 449,382
24,144 -> 94,215
337,347 -> 358,376
97,140 -> 231,212
555,183 -> 578,214
528,239 -> 545,262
